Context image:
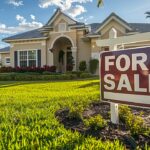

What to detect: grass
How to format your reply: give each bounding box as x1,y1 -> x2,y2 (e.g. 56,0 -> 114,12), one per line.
0,80 -> 124,149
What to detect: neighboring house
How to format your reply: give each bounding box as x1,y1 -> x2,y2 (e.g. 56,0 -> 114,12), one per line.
1,8 -> 150,72
0,47 -> 10,67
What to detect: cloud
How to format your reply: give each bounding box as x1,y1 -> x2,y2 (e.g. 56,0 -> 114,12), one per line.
16,14 -> 26,22
39,0 -> 92,17
8,0 -> 23,7
77,15 -> 94,23
0,34 -> 10,48
30,14 -> 36,20
67,5 -> 86,18
0,14 -> 43,35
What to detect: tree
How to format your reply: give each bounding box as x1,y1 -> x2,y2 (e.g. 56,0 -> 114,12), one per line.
145,11 -> 150,18
97,0 -> 103,7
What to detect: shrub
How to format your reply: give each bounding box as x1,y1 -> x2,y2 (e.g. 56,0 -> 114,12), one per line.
0,66 -> 56,73
43,65 -> 56,72
89,59 -> 99,74
68,106 -> 84,121
15,66 -> 43,73
79,61 -> 87,71
66,64 -> 73,71
14,74 -> 44,81
80,73 -> 91,78
84,115 -> 107,131
0,72 -> 92,81
43,71 -> 52,75
66,71 -> 84,77
24,72 -> 41,75
119,105 -> 149,136
0,74 -> 14,81
0,67 -> 14,73
68,110 -> 83,121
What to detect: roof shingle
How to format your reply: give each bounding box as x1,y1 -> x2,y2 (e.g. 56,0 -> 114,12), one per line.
3,29 -> 47,41
2,12 -> 150,41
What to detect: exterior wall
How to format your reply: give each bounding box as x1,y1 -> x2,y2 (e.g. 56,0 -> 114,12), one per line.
91,38 -> 101,53
0,53 -> 10,67
77,30 -> 91,69
10,40 -> 46,67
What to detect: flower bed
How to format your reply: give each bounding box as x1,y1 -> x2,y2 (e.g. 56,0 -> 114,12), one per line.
0,65 -> 56,73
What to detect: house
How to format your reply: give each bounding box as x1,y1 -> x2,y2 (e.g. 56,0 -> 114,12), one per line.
0,8 -> 150,72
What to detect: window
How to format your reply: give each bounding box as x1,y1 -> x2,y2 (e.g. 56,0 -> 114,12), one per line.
104,47 -> 109,51
20,51 -> 27,67
19,50 -> 37,67
28,51 -> 37,67
5,57 -> 10,64
58,23 -> 66,32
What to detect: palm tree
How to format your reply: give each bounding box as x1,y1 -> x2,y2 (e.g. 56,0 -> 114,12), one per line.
145,12 -> 150,18
97,0 -> 103,7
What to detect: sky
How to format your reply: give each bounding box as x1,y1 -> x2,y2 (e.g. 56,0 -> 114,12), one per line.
0,0 -> 150,48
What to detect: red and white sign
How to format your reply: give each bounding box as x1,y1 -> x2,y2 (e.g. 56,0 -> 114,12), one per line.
100,47 -> 150,107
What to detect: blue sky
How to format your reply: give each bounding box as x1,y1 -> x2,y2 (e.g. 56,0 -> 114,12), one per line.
0,0 -> 150,48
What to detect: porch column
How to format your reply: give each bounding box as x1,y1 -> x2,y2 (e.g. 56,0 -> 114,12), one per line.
72,47 -> 77,71
48,49 -> 54,66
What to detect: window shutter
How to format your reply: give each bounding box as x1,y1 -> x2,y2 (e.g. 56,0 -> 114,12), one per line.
14,51 -> 18,67
37,50 -> 41,67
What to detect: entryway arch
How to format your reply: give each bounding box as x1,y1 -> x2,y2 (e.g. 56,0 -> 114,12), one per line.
50,36 -> 76,72
50,35 -> 75,49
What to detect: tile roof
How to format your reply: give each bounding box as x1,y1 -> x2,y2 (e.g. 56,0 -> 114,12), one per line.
88,13 -> 150,36
2,12 -> 150,41
89,22 -> 150,35
90,23 -> 102,33
3,29 -> 47,41
129,23 -> 150,33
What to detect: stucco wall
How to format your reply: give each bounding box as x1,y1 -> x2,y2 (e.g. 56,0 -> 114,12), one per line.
77,30 -> 91,69
10,41 -> 46,67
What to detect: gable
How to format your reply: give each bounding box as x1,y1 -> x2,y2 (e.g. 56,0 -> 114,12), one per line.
96,13 -> 132,33
100,19 -> 126,38
53,13 -> 76,26
46,9 -> 77,26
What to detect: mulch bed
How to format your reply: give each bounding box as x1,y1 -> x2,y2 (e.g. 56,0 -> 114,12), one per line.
55,102 -> 150,149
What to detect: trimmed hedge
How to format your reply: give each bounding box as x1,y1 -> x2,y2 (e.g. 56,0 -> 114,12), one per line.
0,72 -> 93,81
80,73 -> 91,78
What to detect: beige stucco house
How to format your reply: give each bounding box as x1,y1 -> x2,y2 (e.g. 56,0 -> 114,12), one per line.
0,8 -> 150,72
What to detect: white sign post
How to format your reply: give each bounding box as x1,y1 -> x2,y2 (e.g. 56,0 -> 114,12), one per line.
96,29 -> 150,124
108,28 -> 119,124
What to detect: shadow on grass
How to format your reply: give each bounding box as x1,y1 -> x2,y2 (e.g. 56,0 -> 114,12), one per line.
79,81 -> 100,89
0,78 -> 99,89
0,81 -> 33,88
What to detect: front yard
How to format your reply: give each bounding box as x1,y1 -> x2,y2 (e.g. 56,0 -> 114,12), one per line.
0,80 -> 149,149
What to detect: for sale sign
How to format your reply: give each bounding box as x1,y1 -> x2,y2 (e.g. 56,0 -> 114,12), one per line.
100,47 -> 150,107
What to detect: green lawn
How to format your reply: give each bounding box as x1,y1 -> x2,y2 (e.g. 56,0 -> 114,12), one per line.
0,80 -> 124,149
